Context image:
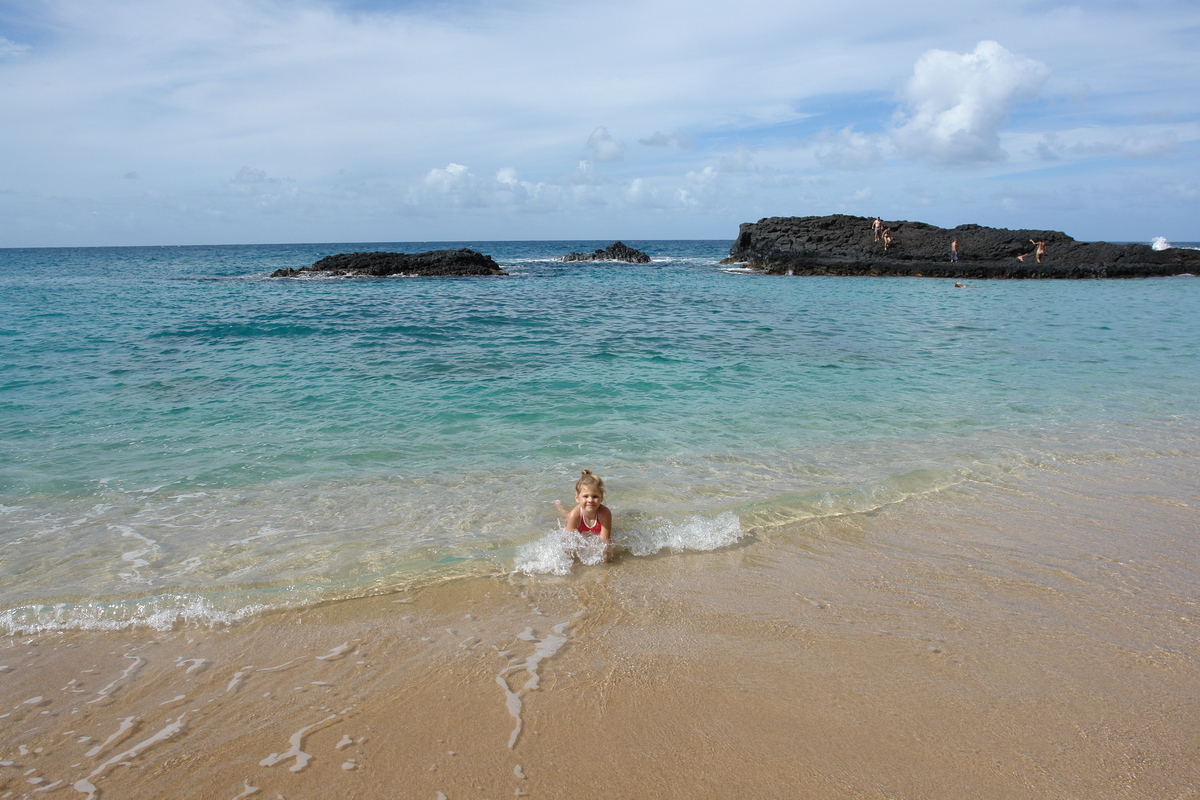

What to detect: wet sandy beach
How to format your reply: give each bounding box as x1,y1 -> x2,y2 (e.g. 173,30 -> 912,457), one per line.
2,451 -> 1198,800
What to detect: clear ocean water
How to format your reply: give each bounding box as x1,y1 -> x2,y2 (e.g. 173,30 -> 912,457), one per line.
2,240 -> 1198,633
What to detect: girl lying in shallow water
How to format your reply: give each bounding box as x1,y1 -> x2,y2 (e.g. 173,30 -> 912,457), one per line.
556,469 -> 612,561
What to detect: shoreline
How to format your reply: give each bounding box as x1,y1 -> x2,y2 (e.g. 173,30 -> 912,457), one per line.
3,449 -> 1197,799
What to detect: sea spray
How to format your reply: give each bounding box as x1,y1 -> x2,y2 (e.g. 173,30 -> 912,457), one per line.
514,512 -> 746,576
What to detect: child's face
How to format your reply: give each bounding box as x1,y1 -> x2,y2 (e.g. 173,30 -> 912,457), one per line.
576,486 -> 603,511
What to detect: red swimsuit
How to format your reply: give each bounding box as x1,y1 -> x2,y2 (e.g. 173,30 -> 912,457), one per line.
577,513 -> 602,534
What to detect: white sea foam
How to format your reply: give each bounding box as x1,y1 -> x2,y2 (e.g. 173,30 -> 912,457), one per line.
85,714 -> 187,781
88,657 -> 144,705
0,595 -> 270,636
620,512 -> 746,557
496,615 -> 578,748
175,657 -> 206,674
86,717 -> 136,757
513,512 -> 746,576
259,714 -> 339,772
316,643 -> 353,661
230,780 -> 259,799
1152,236 -> 1171,250
513,529 -> 609,576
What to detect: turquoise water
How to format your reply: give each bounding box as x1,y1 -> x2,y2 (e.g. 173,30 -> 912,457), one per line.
2,241 -> 1198,631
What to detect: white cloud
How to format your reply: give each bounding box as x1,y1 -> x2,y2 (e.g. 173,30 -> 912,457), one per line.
813,126 -> 886,171
585,127 -> 625,163
846,187 -> 873,204
414,163 -> 558,210
1,1 -> 1198,244
676,166 -> 718,207
1026,125 -> 1193,162
571,160 -> 598,186
626,178 -> 663,207
891,40 -> 1050,167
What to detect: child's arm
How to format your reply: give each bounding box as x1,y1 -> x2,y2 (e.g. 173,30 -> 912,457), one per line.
598,505 -> 613,562
597,506 -> 613,543
563,505 -> 581,532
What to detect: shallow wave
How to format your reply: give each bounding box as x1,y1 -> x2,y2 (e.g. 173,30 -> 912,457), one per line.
7,428 -> 1197,632
733,468 -> 966,530
0,593 -> 270,636
513,512 -> 746,576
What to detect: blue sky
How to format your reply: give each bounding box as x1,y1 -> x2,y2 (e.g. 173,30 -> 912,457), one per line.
1,0 -> 1197,246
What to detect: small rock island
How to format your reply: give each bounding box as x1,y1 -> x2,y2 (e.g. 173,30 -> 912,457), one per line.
271,249 -> 507,278
561,242 -> 651,263
726,215 -> 1199,278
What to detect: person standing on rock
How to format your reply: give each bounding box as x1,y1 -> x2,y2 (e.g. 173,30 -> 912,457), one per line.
872,217 -> 883,241
883,228 -> 894,251
1030,239 -> 1046,264
951,238 -> 959,262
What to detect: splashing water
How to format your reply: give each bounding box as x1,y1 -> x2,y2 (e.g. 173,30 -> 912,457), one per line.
514,513 -> 746,576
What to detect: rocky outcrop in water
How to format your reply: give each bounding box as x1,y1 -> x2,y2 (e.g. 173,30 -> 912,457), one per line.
271,249 -> 506,278
726,215 -> 1200,278
561,241 -> 651,263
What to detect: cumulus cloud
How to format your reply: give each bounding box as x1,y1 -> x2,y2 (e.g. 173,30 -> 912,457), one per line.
422,163 -> 479,205
627,177 -> 668,208
414,163 -> 554,210
813,126 -> 886,171
677,166 -> 718,207
891,40 -> 1050,167
585,127 -> 625,163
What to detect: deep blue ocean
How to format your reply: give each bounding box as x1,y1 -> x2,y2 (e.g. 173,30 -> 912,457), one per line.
2,240 -> 1198,632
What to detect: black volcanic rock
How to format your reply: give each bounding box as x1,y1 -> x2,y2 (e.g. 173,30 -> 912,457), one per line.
726,215 -> 1200,278
270,249 -> 507,278
561,241 -> 651,263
